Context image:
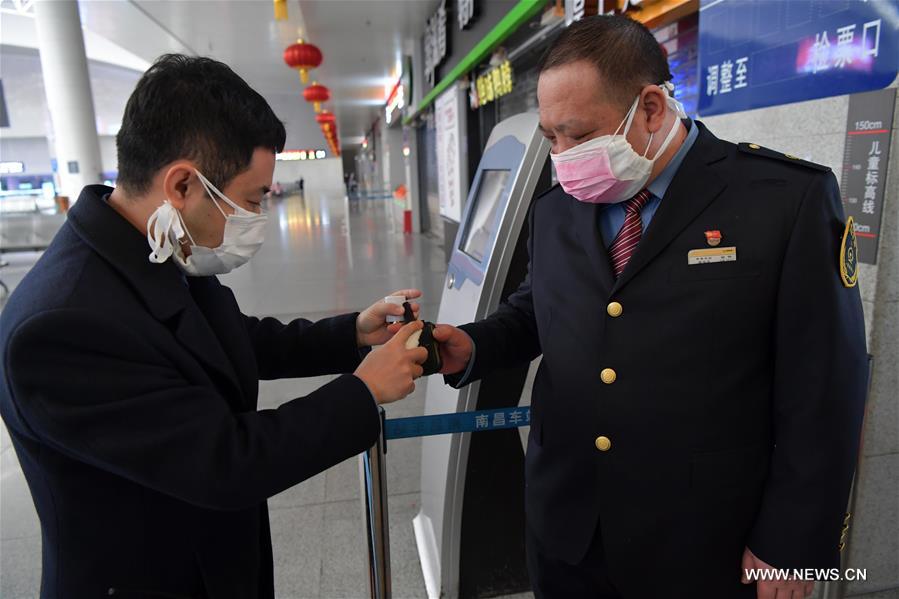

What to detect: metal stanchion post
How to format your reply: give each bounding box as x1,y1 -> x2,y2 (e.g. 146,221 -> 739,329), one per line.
360,407 -> 391,599
357,405 -> 529,597
821,355 -> 874,599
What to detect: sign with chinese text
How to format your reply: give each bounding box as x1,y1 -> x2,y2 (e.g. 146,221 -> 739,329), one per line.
424,0 -> 448,88
0,161 -> 24,174
474,60 -> 514,108
564,0 -> 600,26
385,79 -> 406,125
654,12 -> 699,117
840,87 -> 894,265
436,86 -> 466,222
458,0 -> 476,30
276,149 -> 327,161
698,0 -> 897,116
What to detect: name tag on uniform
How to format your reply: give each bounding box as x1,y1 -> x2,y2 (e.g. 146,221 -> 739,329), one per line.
687,246 -> 737,265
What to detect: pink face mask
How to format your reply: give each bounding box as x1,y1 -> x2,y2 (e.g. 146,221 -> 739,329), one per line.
549,87 -> 686,204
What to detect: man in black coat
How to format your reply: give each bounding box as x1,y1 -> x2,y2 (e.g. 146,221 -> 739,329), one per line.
0,55 -> 427,598
432,16 -> 868,599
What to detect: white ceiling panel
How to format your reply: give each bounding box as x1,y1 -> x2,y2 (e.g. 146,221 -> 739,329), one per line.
4,0 -> 442,152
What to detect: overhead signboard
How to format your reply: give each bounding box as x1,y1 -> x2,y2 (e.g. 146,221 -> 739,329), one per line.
386,58 -> 413,126
698,0 -> 898,116
564,0 -> 600,26
473,60 -> 514,109
0,161 -> 25,174
458,0 -> 476,30
424,0 -> 449,88
276,149 -> 327,161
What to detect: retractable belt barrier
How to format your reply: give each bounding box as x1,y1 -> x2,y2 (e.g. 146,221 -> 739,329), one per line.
360,406 -> 531,599
384,406 -> 531,441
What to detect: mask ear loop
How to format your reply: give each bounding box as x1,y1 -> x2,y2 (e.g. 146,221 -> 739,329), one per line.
172,206 -> 197,247
147,206 -> 170,263
649,112 -> 683,161
194,170 -> 258,217
147,201 -> 191,262
642,132 -> 655,158
194,171 -> 231,220
615,95 -> 641,138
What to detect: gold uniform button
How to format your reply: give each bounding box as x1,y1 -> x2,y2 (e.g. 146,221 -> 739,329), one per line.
749,143 -> 760,149
595,436 -> 611,451
607,302 -> 623,317
600,368 -> 617,384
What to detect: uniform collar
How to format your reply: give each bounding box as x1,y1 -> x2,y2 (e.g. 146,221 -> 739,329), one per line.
647,118 -> 698,201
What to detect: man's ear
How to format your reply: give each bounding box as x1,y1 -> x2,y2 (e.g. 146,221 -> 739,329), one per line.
639,85 -> 668,134
161,162 -> 197,210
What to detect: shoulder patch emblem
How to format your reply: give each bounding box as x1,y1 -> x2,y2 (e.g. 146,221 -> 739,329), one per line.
840,217 -> 859,288
738,143 -> 831,172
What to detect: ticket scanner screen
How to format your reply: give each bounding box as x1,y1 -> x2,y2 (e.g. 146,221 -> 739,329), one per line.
459,169 -> 511,263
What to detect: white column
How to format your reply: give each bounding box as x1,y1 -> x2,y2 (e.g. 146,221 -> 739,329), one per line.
33,0 -> 103,199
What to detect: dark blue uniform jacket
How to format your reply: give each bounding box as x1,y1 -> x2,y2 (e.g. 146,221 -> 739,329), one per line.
451,121 -> 868,598
0,186 -> 380,598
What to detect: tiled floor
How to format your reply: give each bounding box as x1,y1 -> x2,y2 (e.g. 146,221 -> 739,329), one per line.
0,188 -> 532,598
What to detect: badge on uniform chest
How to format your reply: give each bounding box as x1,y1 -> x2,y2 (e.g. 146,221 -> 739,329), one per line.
704,230 -> 722,246
687,246 -> 737,265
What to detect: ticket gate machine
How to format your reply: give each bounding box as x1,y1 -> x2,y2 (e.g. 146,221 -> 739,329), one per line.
414,113 -> 551,599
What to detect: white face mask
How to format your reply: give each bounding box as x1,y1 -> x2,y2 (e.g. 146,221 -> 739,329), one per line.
549,82 -> 688,204
146,170 -> 268,276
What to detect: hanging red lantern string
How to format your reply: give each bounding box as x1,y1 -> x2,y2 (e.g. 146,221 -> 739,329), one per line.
316,118 -> 340,156
303,82 -> 330,113
273,0 -> 287,20
315,110 -> 336,124
316,110 -> 337,150
319,117 -> 339,156
284,40 -> 322,84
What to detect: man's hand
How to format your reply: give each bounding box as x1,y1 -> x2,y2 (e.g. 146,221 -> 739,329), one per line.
741,547 -> 815,599
356,289 -> 421,347
431,324 -> 474,375
354,321 -> 428,404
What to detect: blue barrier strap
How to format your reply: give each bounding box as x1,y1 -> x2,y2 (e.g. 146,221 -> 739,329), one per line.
384,406 -> 531,440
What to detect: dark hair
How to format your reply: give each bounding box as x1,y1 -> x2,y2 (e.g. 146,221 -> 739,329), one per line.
538,15 -> 672,110
116,54 -> 286,194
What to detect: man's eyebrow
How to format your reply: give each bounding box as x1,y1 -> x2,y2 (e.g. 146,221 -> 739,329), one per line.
539,121 -> 585,134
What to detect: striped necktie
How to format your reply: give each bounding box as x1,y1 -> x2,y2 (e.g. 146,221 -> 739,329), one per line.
608,189 -> 651,278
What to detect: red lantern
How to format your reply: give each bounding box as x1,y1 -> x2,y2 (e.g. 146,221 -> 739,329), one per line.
303,82 -> 330,113
316,110 -> 336,126
284,40 -> 322,84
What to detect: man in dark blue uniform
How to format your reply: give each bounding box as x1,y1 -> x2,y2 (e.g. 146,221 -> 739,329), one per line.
433,16 -> 867,599
0,55 -> 427,597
